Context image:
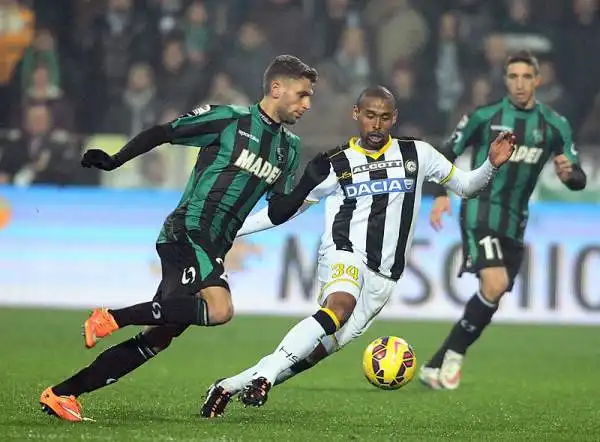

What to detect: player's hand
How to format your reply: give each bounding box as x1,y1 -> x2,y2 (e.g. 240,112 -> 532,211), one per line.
430,196 -> 451,231
81,149 -> 119,171
303,152 -> 331,185
553,154 -> 573,182
488,131 -> 516,168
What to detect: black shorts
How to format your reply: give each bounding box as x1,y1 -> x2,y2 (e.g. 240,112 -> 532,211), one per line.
153,240 -> 229,301
459,226 -> 525,291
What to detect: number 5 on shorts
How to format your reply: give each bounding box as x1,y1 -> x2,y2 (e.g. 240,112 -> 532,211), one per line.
479,235 -> 503,260
331,263 -> 359,281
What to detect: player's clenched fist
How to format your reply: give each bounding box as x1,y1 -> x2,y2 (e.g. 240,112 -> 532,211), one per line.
81,149 -> 119,171
303,152 -> 331,185
553,154 -> 573,181
488,131 -> 516,168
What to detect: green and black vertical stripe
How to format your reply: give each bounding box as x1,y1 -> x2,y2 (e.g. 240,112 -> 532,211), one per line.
220,128 -> 282,248
163,108 -> 238,242
459,98 -> 569,242
162,104 -> 299,257
494,112 -> 523,235
462,105 -> 502,234
201,115 -> 254,246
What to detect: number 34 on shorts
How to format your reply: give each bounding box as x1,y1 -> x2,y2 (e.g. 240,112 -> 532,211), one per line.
318,252 -> 365,303
331,263 -> 360,281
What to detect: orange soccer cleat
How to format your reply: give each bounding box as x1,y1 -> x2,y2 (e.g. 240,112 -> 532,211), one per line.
83,308 -> 119,349
40,387 -> 83,422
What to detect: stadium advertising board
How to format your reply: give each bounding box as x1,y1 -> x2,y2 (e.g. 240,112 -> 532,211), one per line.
0,186 -> 598,324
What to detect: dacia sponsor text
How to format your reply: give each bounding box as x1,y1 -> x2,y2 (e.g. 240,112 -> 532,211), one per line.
344,178 -> 415,197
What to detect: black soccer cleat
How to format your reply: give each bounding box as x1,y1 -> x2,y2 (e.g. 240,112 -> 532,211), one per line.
240,377 -> 272,408
200,379 -> 232,418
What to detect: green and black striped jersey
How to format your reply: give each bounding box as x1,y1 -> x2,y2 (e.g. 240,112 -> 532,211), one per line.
158,103 -> 300,257
445,97 -> 580,242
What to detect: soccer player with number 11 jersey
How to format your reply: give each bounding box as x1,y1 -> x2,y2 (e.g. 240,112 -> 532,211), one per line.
420,51 -> 587,390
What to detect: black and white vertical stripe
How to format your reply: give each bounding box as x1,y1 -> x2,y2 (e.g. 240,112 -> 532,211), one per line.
321,139 -> 423,281
365,154 -> 389,272
330,144 -> 356,253
389,141 -> 419,279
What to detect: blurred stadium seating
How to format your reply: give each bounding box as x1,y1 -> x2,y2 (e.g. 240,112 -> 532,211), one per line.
0,0 -> 598,321
0,0 -> 598,198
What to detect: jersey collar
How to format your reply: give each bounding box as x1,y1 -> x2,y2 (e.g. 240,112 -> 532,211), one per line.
349,136 -> 393,160
253,103 -> 282,132
504,96 -> 538,113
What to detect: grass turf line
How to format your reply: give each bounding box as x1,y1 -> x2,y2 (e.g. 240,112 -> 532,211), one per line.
0,308 -> 598,441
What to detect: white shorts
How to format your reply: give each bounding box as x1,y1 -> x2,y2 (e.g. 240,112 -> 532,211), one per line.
317,250 -> 396,349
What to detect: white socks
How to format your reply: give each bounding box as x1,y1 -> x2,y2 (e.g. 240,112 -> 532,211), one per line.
219,356 -> 268,394
254,316 -> 328,385
219,315 -> 328,392
219,358 -> 302,394
219,310 -> 343,393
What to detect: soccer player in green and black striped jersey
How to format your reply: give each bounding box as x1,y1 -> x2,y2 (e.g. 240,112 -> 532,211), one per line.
40,55 -> 332,421
420,51 -> 587,391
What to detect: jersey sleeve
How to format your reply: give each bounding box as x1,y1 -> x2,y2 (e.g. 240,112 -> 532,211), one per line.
550,115 -> 580,164
267,142 -> 300,198
169,104 -> 236,147
419,141 -> 456,185
305,168 -> 338,202
444,112 -> 482,161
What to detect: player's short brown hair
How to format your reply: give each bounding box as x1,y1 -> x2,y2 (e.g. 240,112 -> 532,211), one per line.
505,50 -> 540,75
263,55 -> 318,95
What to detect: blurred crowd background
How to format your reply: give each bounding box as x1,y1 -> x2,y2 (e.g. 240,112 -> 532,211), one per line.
1,0 -> 599,197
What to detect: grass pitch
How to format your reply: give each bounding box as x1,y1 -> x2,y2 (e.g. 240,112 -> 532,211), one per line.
0,308 -> 598,441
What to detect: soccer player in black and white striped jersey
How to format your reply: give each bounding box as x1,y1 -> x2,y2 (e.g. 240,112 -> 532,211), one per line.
201,86 -> 517,417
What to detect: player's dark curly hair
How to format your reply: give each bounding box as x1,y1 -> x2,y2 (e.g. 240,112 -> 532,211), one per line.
263,55 -> 318,95
505,50 -> 540,74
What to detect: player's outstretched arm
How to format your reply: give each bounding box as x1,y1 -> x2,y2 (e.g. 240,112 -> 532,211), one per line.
237,152 -> 335,237
81,124 -> 172,171
236,200 -> 316,237
267,152 -> 332,225
237,159 -> 337,237
432,132 -> 516,199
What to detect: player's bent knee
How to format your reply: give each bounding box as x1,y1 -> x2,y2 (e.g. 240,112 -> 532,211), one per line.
324,291 -> 357,324
208,302 -> 234,325
141,325 -> 185,353
479,267 -> 509,302
312,292 -> 355,335
199,286 -> 234,325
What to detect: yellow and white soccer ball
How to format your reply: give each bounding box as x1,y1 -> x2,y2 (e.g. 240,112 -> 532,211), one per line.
362,336 -> 416,390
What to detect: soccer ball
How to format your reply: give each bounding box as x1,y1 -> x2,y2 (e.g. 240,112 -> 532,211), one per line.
362,336 -> 416,390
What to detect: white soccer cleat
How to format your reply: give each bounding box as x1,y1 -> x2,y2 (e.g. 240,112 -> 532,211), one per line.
419,366 -> 443,390
438,350 -> 464,390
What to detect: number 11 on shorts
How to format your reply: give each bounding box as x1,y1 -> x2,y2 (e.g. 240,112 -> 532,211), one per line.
479,235 -> 503,260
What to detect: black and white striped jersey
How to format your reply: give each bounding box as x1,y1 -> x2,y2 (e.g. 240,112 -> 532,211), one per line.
307,136 -> 456,281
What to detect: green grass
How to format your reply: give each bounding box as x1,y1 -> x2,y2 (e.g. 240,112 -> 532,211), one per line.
0,308 -> 598,441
